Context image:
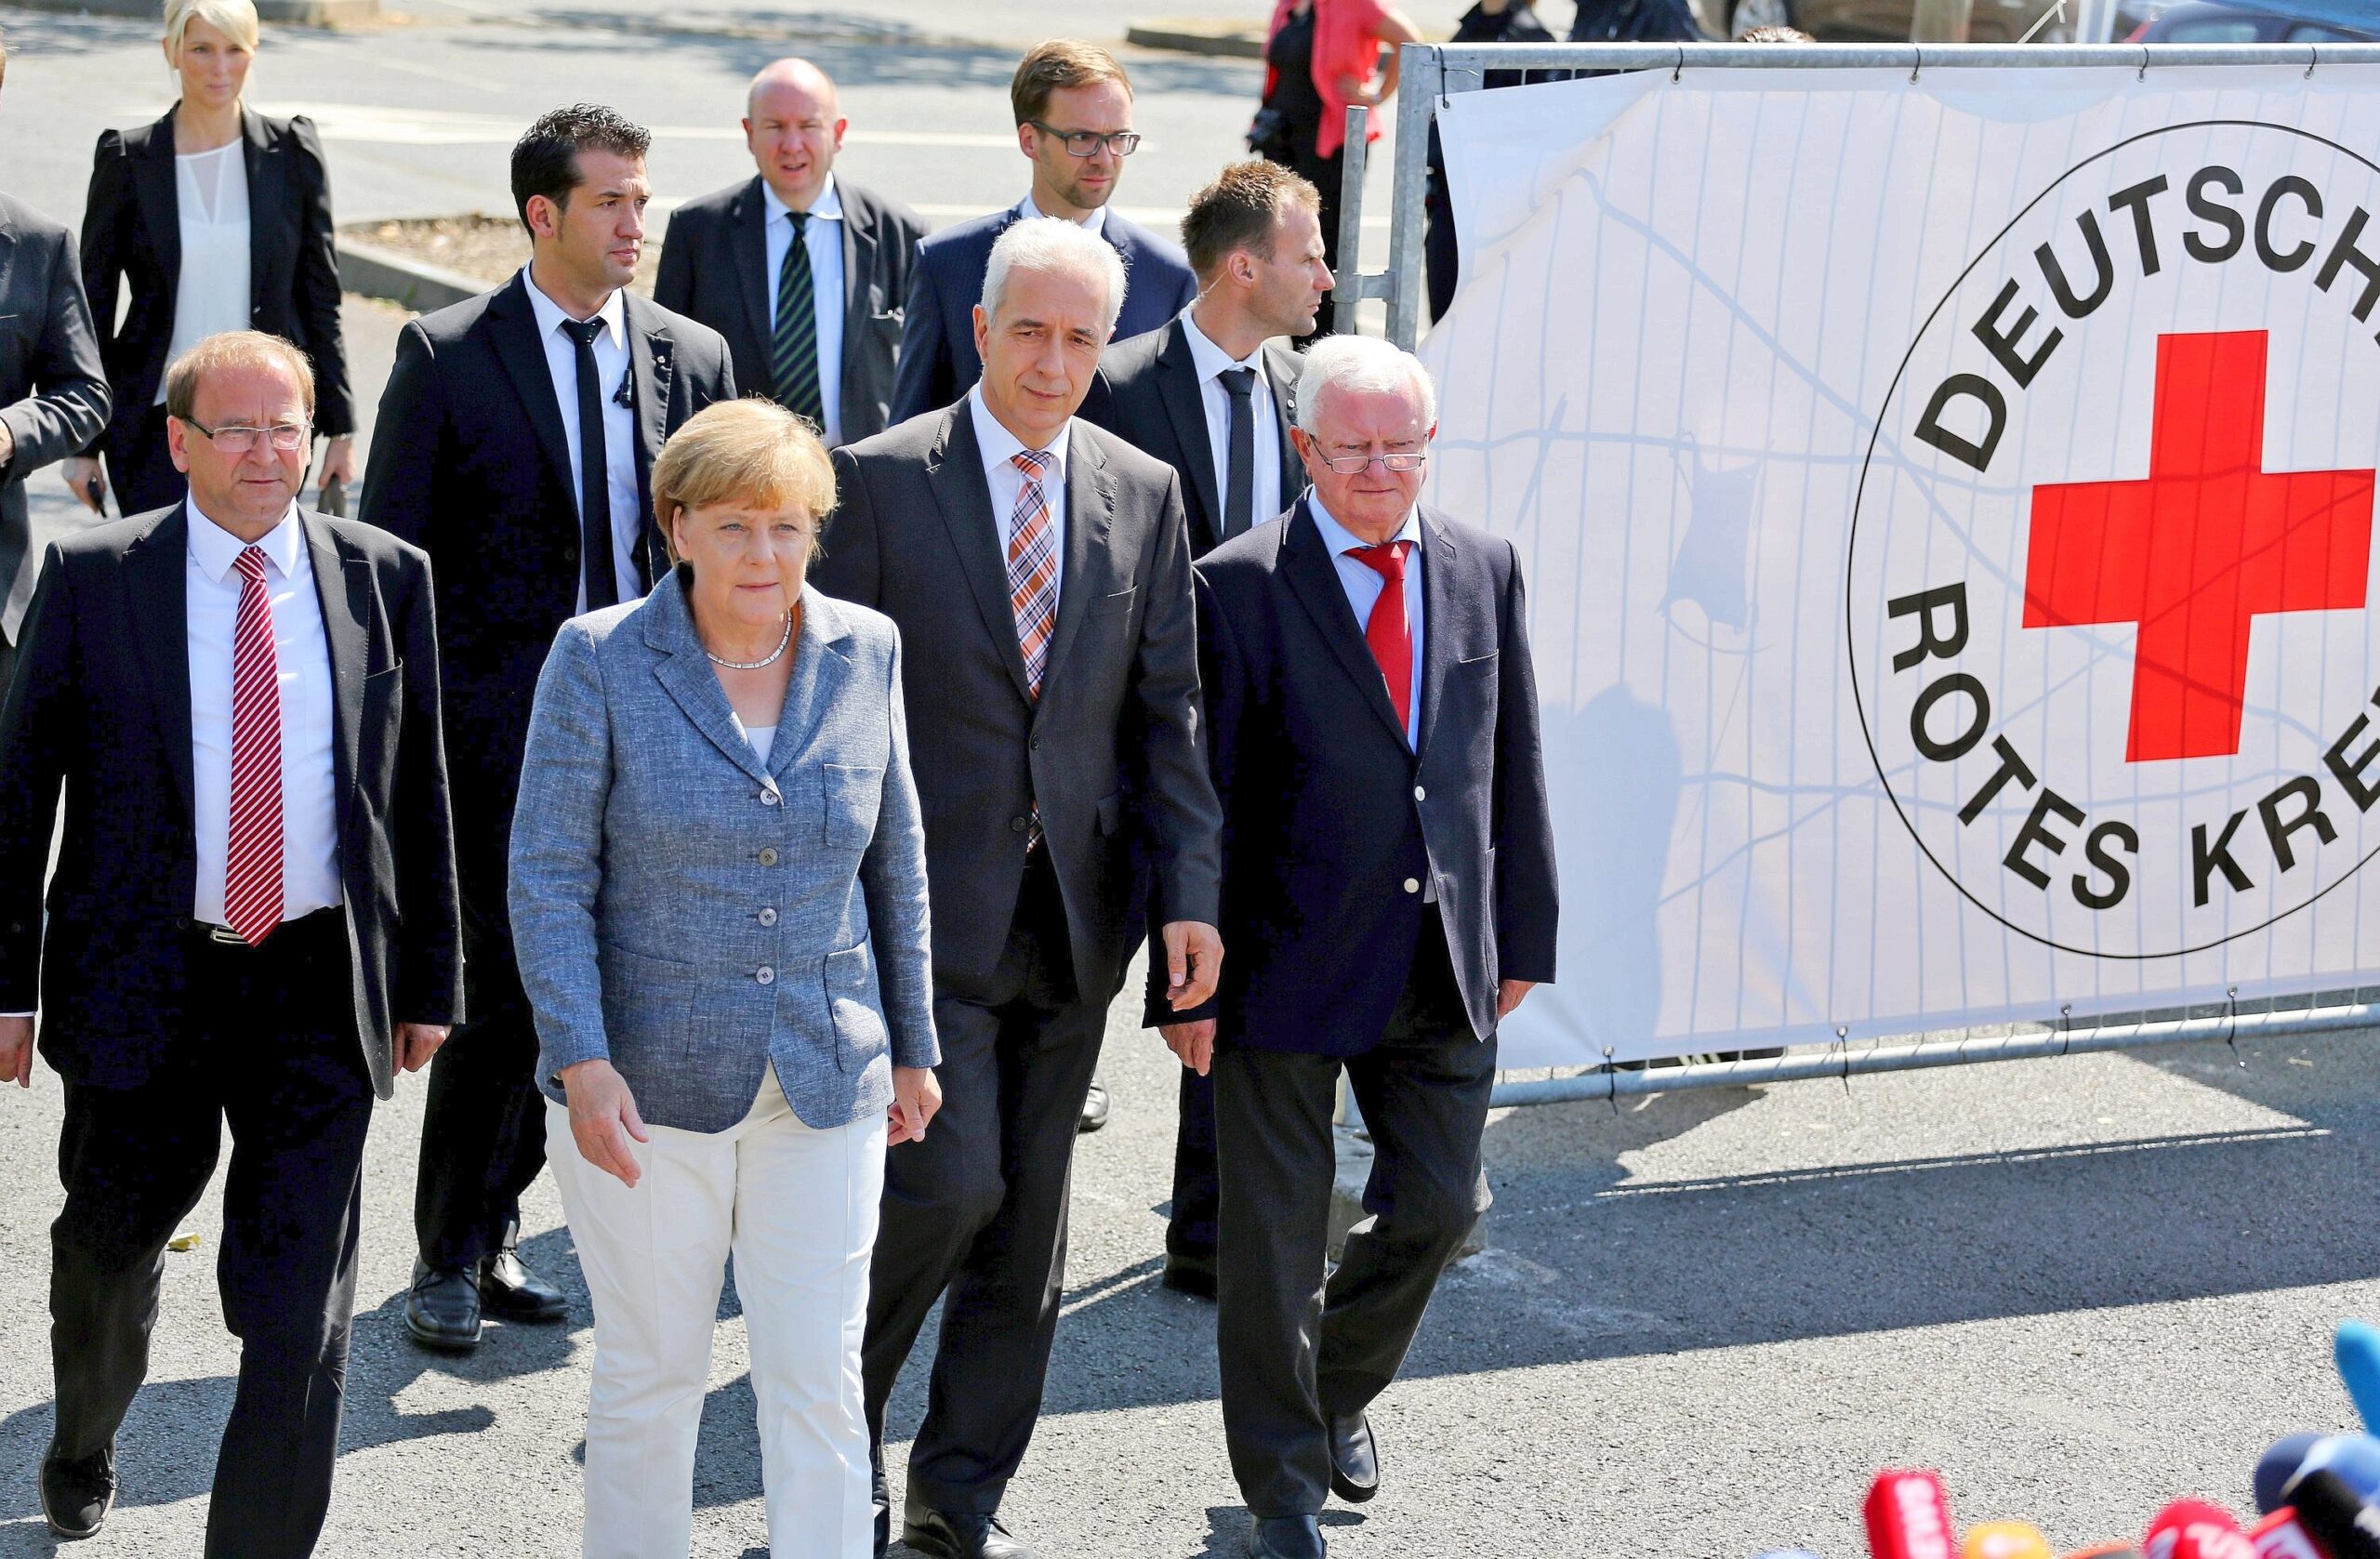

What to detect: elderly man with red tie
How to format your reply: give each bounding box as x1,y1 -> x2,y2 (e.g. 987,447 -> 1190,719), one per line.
1153,334 -> 1557,1559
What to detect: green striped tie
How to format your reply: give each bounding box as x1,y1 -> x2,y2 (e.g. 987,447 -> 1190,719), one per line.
771,209 -> 825,428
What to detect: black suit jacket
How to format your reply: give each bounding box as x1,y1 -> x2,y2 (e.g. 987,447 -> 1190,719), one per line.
359,273 -> 736,933
80,106 -> 353,438
1174,498 -> 1557,1055
813,404 -> 1223,1005
889,205 -> 1197,426
654,175 -> 926,445
1078,317 -> 1303,557
0,192 -> 110,641
0,504 -> 462,1096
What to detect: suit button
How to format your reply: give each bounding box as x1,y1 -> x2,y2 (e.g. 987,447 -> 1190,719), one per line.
760,787 -> 780,806
1031,735 -> 1042,751
1011,815 -> 1029,833
759,847 -> 780,866
563,544 -> 578,562
1403,878 -> 1420,894
758,907 -> 777,927
757,966 -> 775,984
1413,786 -> 1426,801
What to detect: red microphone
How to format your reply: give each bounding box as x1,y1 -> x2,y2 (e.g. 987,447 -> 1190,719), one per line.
2146,1500 -> 2258,1559
1866,1471 -> 1957,1559
2252,1508 -> 2330,1559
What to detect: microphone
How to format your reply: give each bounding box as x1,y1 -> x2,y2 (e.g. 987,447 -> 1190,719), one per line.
2300,1437 -> 2380,1506
2145,1500 -> 2257,1559
2339,1324 -> 2380,1435
2251,1509 -> 2328,1559
1964,1525 -> 2054,1559
613,369 -> 634,409
2283,1469 -> 2380,1559
1866,1471 -> 1957,1559
2265,1437 -> 2334,1515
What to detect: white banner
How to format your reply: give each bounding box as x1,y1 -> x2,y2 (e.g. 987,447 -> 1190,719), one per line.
1425,65 -> 2380,1066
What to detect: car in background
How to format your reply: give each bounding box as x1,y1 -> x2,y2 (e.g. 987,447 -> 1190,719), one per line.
1723,0 -> 2371,42
1723,0 -> 2062,39
2130,0 -> 2377,40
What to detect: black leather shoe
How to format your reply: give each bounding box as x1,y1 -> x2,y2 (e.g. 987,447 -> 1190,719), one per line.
404,1259 -> 482,1351
1160,1251 -> 1218,1300
872,1458 -> 891,1558
1078,1077 -> 1109,1133
903,1505 -> 1038,1558
40,1445 -> 114,1539
1328,1410 -> 1379,1503
478,1238 -> 567,1323
1248,1514 -> 1326,1559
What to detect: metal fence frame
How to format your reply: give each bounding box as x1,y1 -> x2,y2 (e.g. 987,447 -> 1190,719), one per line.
1326,43 -> 2380,1104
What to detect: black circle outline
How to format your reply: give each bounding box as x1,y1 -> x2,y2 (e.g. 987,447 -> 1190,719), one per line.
1846,119 -> 2380,960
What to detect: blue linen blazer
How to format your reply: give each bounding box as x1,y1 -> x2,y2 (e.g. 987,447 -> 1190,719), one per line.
509,571 -> 937,1134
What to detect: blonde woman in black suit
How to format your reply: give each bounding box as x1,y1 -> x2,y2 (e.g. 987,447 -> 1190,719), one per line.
63,0 -> 352,517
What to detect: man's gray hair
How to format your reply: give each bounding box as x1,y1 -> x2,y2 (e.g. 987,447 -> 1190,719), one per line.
1294,335 -> 1438,436
980,218 -> 1127,340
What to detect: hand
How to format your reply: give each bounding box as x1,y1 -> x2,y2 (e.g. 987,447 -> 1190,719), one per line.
0,1014 -> 31,1089
888,1064 -> 942,1146
62,457 -> 105,514
1160,1019 -> 1215,1077
395,1022 -> 450,1074
1160,920 -> 1223,1011
0,421 -> 14,469
559,1057 -> 649,1188
1496,979 -> 1536,1020
316,435 -> 357,500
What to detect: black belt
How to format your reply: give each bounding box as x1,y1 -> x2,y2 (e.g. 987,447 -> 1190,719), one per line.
184,905 -> 343,949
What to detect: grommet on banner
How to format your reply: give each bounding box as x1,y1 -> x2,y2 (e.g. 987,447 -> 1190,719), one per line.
1909,47 -> 1922,85
1436,46 -> 1452,110
2058,1002 -> 2073,1058
1673,46 -> 1685,84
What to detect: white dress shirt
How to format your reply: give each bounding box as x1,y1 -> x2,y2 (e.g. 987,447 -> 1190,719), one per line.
522,268 -> 643,612
187,498 -> 341,927
762,175 -> 848,446
1178,308 -> 1285,533
1019,193 -> 1109,238
969,386 -> 1069,602
1308,495 -> 1426,751
159,142 -> 253,403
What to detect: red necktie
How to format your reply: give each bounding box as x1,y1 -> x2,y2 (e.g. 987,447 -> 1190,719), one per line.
223,545 -> 284,945
1350,541 -> 1413,740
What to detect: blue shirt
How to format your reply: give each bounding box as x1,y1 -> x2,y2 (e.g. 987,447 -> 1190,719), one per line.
1307,496 -> 1425,750
763,174 -> 847,445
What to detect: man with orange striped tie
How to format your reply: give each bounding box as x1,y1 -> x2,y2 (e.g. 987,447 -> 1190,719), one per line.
0,330 -> 460,1555
813,217 -> 1223,1559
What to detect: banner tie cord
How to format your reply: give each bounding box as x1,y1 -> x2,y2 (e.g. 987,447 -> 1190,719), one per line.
1673,46 -> 1685,84
1835,1024 -> 1851,1093
1602,1045 -> 1619,1115
1910,47 -> 1922,85
2059,1002 -> 2073,1059
2224,985 -> 2242,1066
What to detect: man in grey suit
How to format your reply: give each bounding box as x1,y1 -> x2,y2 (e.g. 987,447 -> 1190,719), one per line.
0,27 -> 112,696
654,57 -> 926,446
813,218 -> 1223,1559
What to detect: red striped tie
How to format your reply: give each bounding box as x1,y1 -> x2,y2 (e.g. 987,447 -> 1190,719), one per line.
223,546 -> 284,945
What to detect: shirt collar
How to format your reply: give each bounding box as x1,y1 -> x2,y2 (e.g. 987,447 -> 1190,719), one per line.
762,171 -> 843,224
1020,194 -> 1108,239
1179,308 -> 1268,382
186,496 -> 304,585
968,385 -> 1070,485
522,265 -> 628,352
1308,493 -> 1421,558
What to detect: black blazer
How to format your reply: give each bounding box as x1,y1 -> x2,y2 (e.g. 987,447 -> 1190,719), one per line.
0,192 -> 110,640
654,174 -> 927,445
1171,497 -> 1558,1055
889,205 -> 1197,426
813,404 -> 1223,1006
0,504 -> 462,1096
359,272 -> 736,912
1078,317 -> 1303,558
80,106 -> 353,439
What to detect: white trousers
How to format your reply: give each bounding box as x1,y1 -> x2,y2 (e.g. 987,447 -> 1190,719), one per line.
549,1066 -> 886,1558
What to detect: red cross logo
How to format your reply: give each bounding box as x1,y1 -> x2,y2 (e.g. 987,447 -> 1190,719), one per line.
2021,330 -> 2377,762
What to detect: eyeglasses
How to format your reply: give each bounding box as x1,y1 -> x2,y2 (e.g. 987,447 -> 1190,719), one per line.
1316,450 -> 1428,475
1025,120 -> 1142,158
180,416 -> 311,455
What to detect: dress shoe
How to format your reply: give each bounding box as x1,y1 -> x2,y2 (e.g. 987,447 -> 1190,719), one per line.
40,1444 -> 114,1539
1328,1411 -> 1379,1503
1248,1514 -> 1326,1559
1078,1077 -> 1109,1133
872,1457 -> 891,1558
1160,1250 -> 1218,1300
903,1504 -> 1039,1558
404,1259 -> 482,1351
478,1242 -> 567,1323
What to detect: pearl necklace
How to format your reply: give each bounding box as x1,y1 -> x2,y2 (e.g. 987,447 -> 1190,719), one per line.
705,613 -> 793,670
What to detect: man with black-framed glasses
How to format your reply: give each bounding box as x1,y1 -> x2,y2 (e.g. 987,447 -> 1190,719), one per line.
887,39 -> 1196,429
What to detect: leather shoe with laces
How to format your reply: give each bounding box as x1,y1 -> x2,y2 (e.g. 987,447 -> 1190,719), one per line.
404,1259 -> 482,1351
478,1233 -> 567,1323
1078,1077 -> 1109,1132
1160,1250 -> 1218,1300
41,1444 -> 114,1539
903,1503 -> 1038,1558
1327,1411 -> 1378,1503
1248,1514 -> 1326,1559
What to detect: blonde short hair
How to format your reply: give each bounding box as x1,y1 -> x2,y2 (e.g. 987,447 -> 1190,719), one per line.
165,0 -> 260,54
163,330 -> 315,422
652,399 -> 838,564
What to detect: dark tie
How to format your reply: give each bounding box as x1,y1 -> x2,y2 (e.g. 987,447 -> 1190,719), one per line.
1220,366 -> 1257,538
561,317 -> 617,612
772,209 -> 825,427
1349,540 -> 1414,741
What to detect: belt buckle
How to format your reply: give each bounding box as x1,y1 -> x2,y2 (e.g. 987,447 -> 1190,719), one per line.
206,923 -> 246,946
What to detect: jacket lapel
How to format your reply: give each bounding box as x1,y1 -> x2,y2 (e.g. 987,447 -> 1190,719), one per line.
136,112 -> 181,291
300,510 -> 369,848
625,295 -> 675,592
642,573 -> 772,785
1263,340 -> 1306,505
125,506 -> 195,823
767,587 -> 854,778
1153,324 -> 1222,550
734,177 -> 773,372
926,408 -> 1034,704
241,108 -> 275,319
1412,508 -> 1461,760
838,193 -> 875,426
1279,498 -> 1408,749
486,275 -> 576,510
1039,424 -> 1116,697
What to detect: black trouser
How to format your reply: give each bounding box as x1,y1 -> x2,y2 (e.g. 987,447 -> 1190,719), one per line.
413,879 -> 546,1274
49,909 -> 372,1559
864,852 -> 1108,1515
1211,918 -> 1495,1517
100,403 -> 187,517
1168,1064 -> 1219,1262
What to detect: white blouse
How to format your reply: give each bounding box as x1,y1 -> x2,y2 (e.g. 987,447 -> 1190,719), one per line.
158,140 -> 253,403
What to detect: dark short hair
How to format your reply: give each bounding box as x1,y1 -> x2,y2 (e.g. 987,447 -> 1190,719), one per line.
1009,39 -> 1130,126
1738,23 -> 1814,40
510,103 -> 652,231
1181,160 -> 1321,281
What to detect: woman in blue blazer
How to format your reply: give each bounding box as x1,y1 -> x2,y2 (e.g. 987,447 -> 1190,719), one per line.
509,398 -> 939,1558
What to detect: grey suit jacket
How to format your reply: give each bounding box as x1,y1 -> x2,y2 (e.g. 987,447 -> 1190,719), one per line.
0,192 -> 109,641
509,573 -> 937,1134
812,403 -> 1223,1008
